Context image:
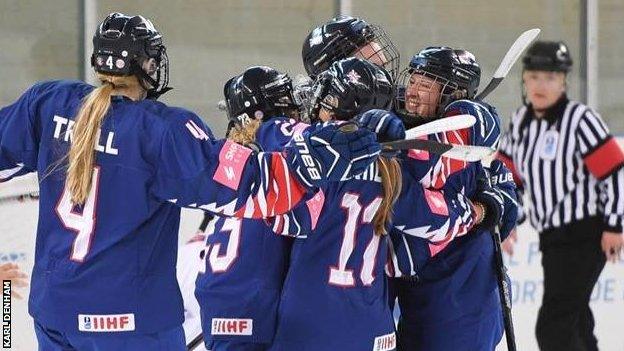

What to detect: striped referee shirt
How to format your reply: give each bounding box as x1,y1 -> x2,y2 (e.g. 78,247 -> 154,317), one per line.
497,95 -> 624,233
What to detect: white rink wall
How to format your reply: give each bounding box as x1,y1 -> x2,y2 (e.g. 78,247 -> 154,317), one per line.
0,191 -> 204,350
495,222 -> 624,351
1,139 -> 623,350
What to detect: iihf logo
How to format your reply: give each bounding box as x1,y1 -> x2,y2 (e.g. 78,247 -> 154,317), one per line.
83,316 -> 92,330
541,130 -> 559,160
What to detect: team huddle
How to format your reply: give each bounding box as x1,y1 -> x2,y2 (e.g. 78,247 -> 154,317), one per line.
186,15 -> 520,351
0,12 -> 522,351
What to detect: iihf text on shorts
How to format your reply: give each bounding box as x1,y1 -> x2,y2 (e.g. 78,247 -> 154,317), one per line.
2,280 -> 10,349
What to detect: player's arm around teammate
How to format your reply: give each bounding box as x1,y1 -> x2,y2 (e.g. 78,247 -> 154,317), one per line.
0,13 -> 379,351
390,46 -> 516,351
194,66 -> 304,351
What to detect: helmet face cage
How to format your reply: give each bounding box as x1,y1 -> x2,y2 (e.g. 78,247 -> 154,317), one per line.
291,75 -> 314,123
395,68 -> 459,126
142,45 -> 170,99
349,25 -> 400,81
307,71 -> 333,123
303,16 -> 399,81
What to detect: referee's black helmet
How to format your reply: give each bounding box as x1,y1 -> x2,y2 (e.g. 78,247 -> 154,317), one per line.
522,41 -> 573,73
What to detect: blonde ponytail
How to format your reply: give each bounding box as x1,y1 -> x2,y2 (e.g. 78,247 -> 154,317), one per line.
66,74 -> 142,204
227,119 -> 262,145
373,156 -> 402,235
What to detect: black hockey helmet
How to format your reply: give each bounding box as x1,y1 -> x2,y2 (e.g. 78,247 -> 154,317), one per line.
395,47 -> 480,124
302,15 -> 399,80
309,57 -> 393,122
91,12 -> 171,99
522,40 -> 572,72
223,66 -> 298,133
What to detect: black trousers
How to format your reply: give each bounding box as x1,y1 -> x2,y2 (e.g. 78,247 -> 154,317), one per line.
536,217 -> 606,351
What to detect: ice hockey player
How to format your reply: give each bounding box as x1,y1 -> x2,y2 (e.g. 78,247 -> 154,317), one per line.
390,46 -> 519,350
194,66 -> 303,351
265,57 -> 481,351
0,13 -> 380,351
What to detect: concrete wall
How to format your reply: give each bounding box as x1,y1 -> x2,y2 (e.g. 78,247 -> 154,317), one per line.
0,1 -> 80,106
1,1 -> 622,135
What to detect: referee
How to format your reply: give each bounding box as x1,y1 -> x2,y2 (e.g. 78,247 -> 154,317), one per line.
496,41 -> 624,351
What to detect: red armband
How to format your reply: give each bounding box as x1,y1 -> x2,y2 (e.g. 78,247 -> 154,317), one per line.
583,137 -> 624,180
495,152 -> 522,186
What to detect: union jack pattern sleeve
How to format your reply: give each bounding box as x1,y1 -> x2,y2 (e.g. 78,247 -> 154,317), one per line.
152,113 -> 308,219
387,171 -> 477,278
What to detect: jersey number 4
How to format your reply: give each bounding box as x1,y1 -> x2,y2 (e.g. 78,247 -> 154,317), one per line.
329,193 -> 382,287
55,167 -> 101,262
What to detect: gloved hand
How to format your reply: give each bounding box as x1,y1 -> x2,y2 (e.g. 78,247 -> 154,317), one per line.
357,109 -> 406,143
473,166 -> 504,231
284,121 -> 380,187
489,159 -> 519,241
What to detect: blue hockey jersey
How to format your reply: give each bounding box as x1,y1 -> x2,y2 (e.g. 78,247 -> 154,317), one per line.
386,164 -> 477,278
263,153 -> 475,350
267,162 -> 396,351
388,98 -> 501,277
391,99 -> 505,350
195,117 -> 306,345
0,81 -> 313,335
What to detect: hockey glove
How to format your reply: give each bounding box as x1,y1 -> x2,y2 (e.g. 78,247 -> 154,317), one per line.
357,109 -> 406,143
473,166 -> 504,231
489,159 -> 519,241
284,121 -> 380,187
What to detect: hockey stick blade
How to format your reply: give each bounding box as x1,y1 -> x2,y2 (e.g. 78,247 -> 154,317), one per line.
405,114 -> 477,139
475,28 -> 541,100
382,139 -> 494,162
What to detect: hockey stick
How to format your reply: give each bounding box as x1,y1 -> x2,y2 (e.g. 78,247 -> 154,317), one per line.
187,333 -> 204,350
404,114 -> 477,139
0,191 -> 40,206
491,228 -> 517,351
475,28 -> 541,100
382,139 -> 494,162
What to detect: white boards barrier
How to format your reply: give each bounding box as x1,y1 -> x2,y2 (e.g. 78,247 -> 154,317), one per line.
1,139 -> 623,350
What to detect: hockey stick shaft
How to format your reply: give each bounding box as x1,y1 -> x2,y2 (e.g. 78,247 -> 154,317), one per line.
383,138 -> 452,154
475,28 -> 541,100
187,333 -> 204,350
404,114 -> 477,139
491,230 -> 517,351
382,139 -> 494,162
0,191 -> 40,206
